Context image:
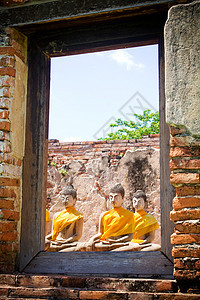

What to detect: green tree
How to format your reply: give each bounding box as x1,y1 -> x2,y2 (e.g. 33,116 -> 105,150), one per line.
99,109 -> 159,140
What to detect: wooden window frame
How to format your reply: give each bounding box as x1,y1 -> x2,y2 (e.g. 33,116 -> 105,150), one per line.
19,10 -> 175,277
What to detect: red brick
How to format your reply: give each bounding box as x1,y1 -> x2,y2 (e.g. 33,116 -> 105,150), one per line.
195,260 -> 200,270
0,241 -> 19,253
173,197 -> 200,210
170,209 -> 200,221
0,243 -> 12,252
172,247 -> 200,258
0,231 -> 17,241
0,110 -> 9,119
0,274 -> 16,285
170,158 -> 200,170
0,67 -> 16,77
0,199 -> 14,209
0,177 -> 20,187
62,276 -> 86,288
0,153 -> 22,165
0,76 -> 15,88
170,173 -> 200,185
0,98 -> 10,109
16,275 -> 56,288
0,287 -> 8,297
150,134 -> 159,138
0,56 -> 15,67
170,136 -> 193,147
0,251 -> 16,262
0,262 -> 15,273
0,130 -> 10,141
8,287 -> 54,298
155,280 -> 175,292
170,127 -> 188,136
170,147 -> 199,158
79,290 -> 127,299
0,251 -> 16,263
175,222 -> 200,234
0,47 -> 16,56
3,87 -> 10,97
176,186 -> 200,197
0,141 -> 11,153
174,269 -> 199,281
1,209 -> 19,220
0,120 -> 10,131
171,233 -> 200,245
128,294 -> 153,300
0,188 -> 16,198
54,288 -> 79,299
174,258 -> 198,270
0,220 -> 16,232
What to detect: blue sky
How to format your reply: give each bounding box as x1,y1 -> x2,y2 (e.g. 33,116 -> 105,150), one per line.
49,44 -> 158,142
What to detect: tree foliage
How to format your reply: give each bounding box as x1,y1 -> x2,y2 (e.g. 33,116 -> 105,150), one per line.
100,109 -> 159,140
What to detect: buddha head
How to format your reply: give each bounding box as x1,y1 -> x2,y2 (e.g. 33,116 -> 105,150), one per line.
132,190 -> 146,212
61,185 -> 77,208
109,183 -> 125,208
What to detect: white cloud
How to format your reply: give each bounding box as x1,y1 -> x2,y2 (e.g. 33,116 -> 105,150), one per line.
109,49 -> 144,71
62,136 -> 82,142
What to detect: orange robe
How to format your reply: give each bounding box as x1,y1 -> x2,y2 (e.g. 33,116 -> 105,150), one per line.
132,209 -> 159,242
46,209 -> 50,222
101,207 -> 135,240
52,207 -> 83,241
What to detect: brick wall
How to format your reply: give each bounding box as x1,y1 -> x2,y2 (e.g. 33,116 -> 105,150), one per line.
0,28 -> 27,272
48,135 -> 160,168
47,136 -> 161,244
169,126 -> 200,288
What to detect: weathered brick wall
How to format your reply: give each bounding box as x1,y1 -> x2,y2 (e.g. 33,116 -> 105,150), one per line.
165,1 -> 200,288
0,28 -> 27,272
47,136 -> 161,243
169,126 -> 200,286
48,135 -> 160,168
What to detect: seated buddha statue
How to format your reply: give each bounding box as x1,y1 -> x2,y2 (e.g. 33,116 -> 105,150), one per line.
84,183 -> 141,251
45,185 -> 84,252
113,190 -> 161,252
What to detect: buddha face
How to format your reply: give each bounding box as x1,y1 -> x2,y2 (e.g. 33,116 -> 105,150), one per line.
109,192 -> 123,208
132,197 -> 145,212
61,193 -> 76,208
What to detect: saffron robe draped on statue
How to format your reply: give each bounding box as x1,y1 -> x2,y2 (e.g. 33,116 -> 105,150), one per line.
101,207 -> 135,240
132,209 -> 159,241
46,209 -> 50,222
52,207 -> 83,241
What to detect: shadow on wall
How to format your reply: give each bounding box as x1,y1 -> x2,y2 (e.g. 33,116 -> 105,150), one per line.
47,148 -> 161,244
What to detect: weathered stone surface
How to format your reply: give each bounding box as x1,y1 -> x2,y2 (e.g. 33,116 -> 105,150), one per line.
47,148 -> 161,244
165,1 -> 200,137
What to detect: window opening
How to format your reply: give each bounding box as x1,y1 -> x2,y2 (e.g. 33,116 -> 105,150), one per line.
46,45 -> 161,253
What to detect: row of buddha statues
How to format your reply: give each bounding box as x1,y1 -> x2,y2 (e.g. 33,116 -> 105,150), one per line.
45,184 -> 161,252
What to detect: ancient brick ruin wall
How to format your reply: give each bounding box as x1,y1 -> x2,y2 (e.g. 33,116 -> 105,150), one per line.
0,28 -> 27,272
47,136 -> 161,244
48,135 -> 160,168
165,1 -> 200,287
169,126 -> 200,284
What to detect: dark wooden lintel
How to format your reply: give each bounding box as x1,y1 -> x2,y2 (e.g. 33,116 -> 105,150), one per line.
0,0 -> 193,29
30,12 -> 166,57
